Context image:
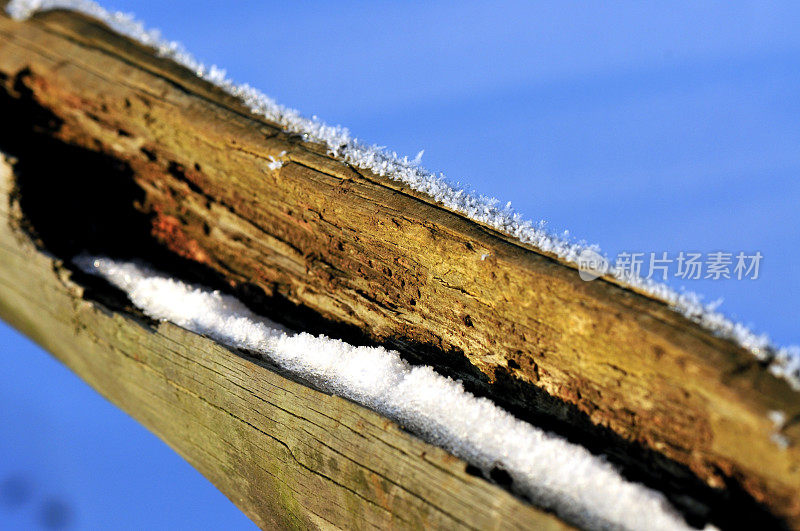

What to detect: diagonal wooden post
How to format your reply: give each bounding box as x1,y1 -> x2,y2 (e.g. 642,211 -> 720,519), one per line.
0,5 -> 798,529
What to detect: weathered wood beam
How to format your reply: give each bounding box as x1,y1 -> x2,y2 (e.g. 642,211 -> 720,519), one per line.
0,155 -> 570,529
0,6 -> 798,528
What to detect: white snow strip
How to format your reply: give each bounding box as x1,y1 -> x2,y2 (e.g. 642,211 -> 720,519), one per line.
75,254 -> 701,531
6,0 -> 799,388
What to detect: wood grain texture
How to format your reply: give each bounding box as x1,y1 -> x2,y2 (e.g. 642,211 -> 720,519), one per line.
0,6 -> 798,528
0,155 -> 570,530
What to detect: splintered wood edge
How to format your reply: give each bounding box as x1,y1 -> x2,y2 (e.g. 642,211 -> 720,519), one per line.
0,6 -> 798,526
0,155 -> 571,529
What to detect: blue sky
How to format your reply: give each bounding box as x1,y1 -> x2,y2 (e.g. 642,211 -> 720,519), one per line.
1,2 -> 798,528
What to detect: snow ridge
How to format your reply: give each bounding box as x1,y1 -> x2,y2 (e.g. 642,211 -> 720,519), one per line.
76,255 -> 701,531
6,0 -> 799,387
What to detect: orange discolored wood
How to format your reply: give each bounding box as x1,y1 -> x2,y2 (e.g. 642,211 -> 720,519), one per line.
0,6 -> 798,528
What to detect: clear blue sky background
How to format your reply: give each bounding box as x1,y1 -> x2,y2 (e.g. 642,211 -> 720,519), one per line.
1,1 -> 798,528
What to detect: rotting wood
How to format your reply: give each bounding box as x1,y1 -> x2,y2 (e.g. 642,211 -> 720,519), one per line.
0,5 -> 798,529
0,155 -> 571,529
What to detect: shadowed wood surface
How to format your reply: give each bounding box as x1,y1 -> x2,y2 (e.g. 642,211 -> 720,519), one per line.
0,5 -> 798,528
0,155 -> 570,530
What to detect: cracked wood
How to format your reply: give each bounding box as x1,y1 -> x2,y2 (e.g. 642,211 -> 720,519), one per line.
0,5 -> 799,528
0,154 -> 569,529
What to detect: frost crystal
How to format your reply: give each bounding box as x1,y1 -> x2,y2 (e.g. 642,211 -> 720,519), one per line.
266,151 -> 286,171
7,0 -> 798,389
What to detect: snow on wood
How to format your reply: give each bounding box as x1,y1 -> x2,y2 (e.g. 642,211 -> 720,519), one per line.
1,4 -> 799,528
77,255 -> 696,531
7,0 -> 799,388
